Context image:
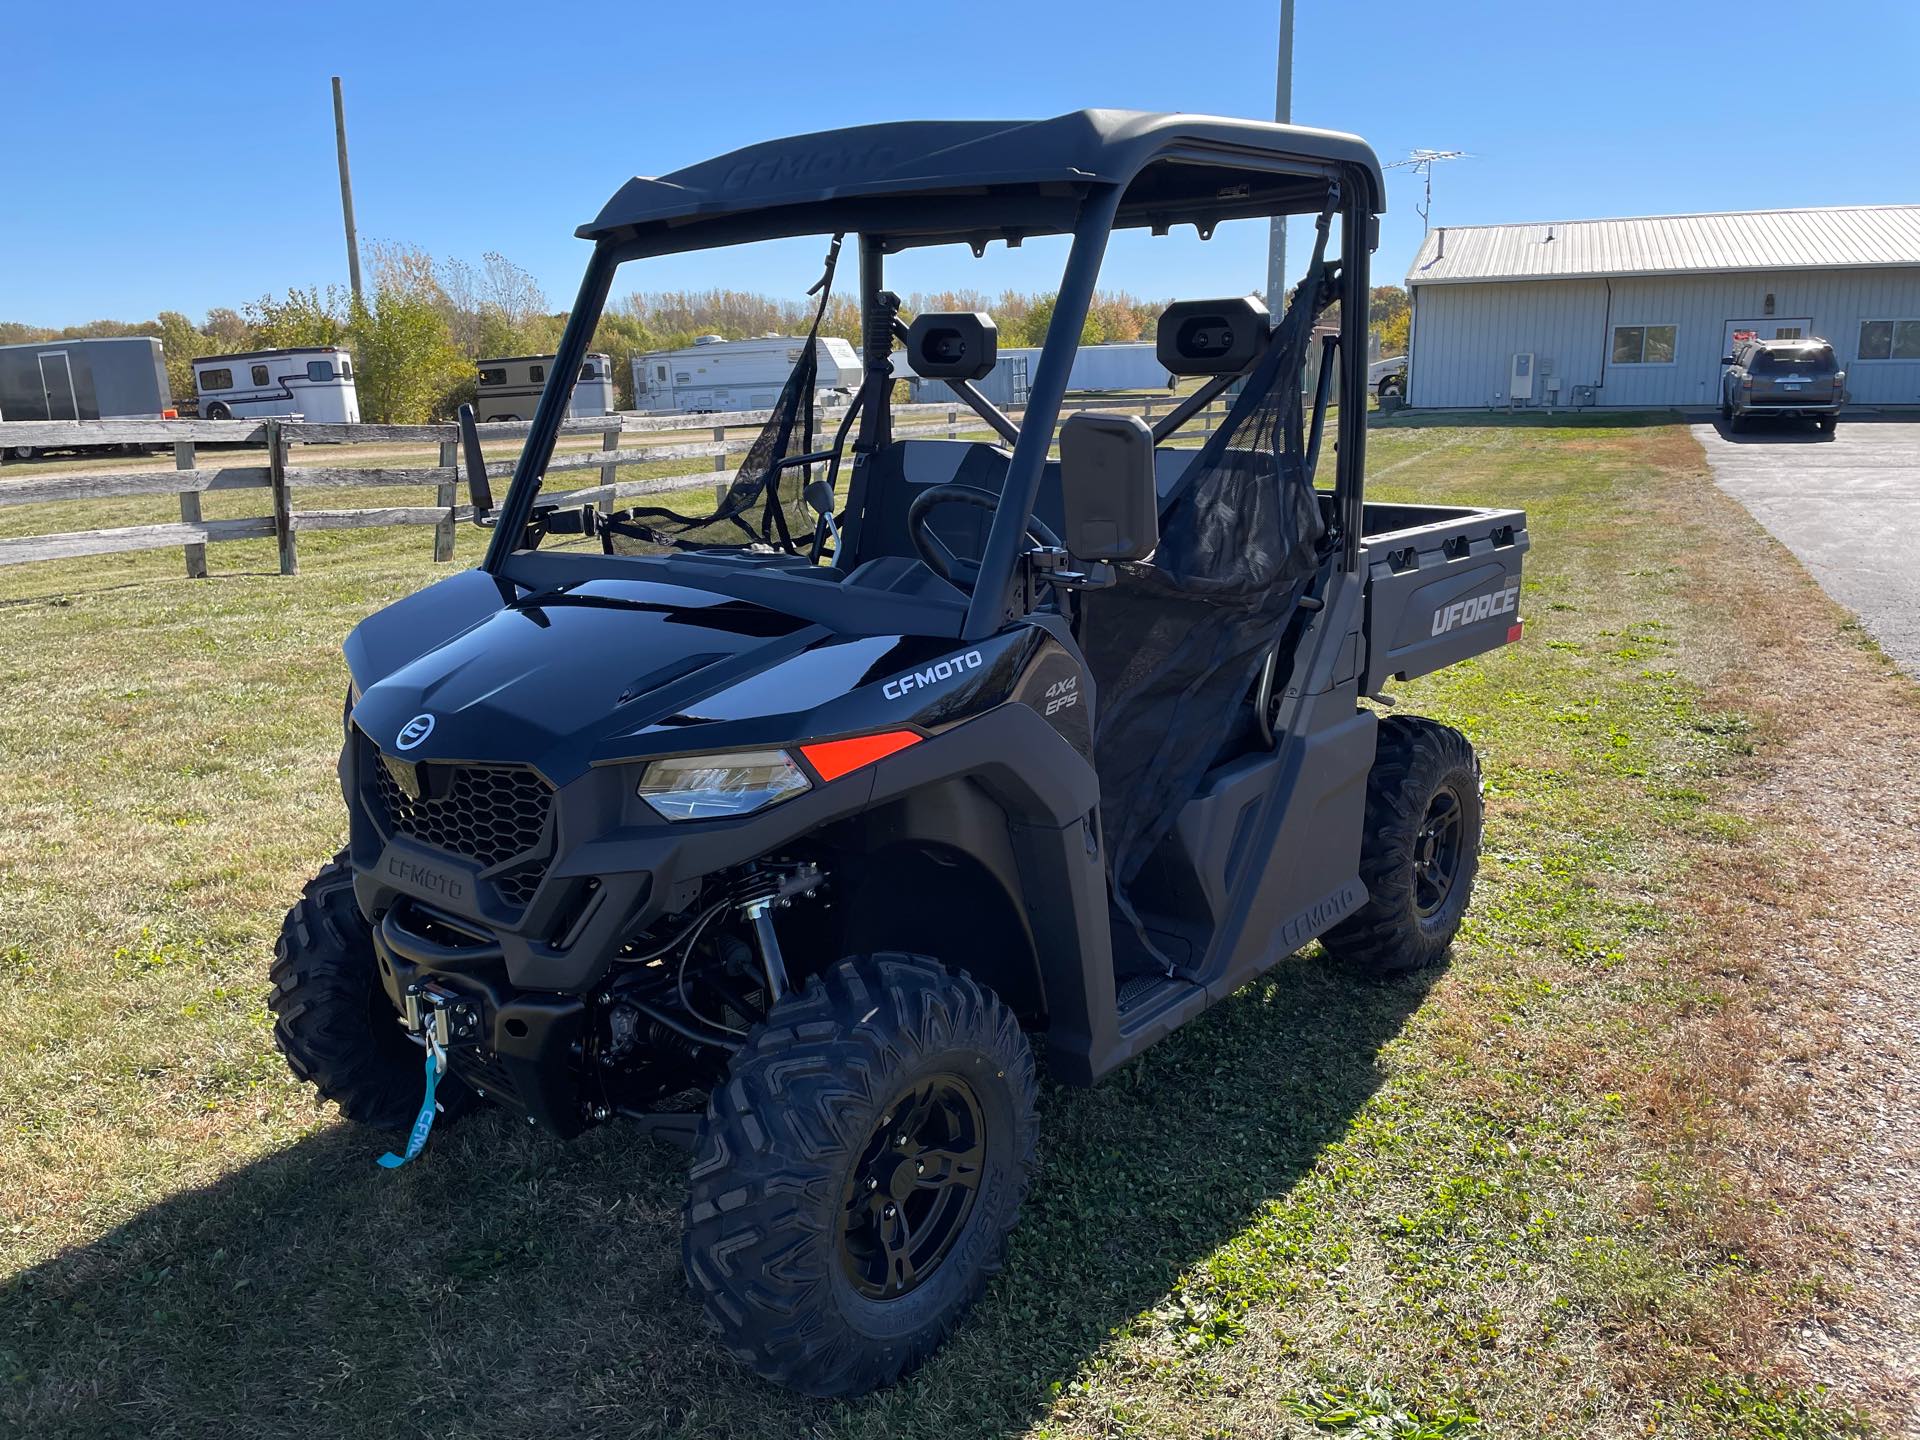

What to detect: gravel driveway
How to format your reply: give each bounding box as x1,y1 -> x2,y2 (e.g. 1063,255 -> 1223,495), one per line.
1693,415 -> 1920,675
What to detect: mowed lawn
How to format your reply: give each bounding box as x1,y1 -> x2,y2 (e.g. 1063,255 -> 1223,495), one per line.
0,421 -> 1888,1439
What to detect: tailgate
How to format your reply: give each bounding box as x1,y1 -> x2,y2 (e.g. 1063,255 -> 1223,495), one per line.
1361,503 -> 1529,692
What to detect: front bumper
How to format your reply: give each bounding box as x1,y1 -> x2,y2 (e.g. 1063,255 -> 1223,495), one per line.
373,918 -> 593,1136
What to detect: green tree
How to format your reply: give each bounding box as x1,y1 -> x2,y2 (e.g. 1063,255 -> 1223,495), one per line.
154,311 -> 213,405
245,286 -> 349,349
1376,308 -> 1410,357
349,245 -> 468,423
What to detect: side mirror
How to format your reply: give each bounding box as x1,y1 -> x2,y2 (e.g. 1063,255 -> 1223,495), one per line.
905,312 -> 997,379
457,403 -> 495,527
1058,413 -> 1158,562
1720,354 -> 1737,366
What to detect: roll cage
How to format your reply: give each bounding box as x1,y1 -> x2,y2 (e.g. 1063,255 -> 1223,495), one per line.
482,110 -> 1386,641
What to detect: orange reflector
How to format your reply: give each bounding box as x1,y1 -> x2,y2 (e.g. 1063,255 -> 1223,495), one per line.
161,408 -> 178,419
800,730 -> 922,783
1507,621 -> 1525,644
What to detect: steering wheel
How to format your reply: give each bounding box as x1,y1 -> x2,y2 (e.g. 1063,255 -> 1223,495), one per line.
907,483 -> 1063,590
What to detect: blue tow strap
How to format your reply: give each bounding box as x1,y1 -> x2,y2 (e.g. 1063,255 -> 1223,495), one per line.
377,1047 -> 446,1170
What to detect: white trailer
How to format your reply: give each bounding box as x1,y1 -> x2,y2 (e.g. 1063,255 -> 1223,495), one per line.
632,335 -> 860,414
475,352 -> 615,422
895,341 -> 1172,407
193,347 -> 360,423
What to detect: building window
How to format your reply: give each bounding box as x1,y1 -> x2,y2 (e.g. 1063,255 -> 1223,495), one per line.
529,365 -> 545,384
479,368 -> 507,386
250,364 -> 269,386
305,360 -> 335,382
200,368 -> 233,390
1858,319 -> 1920,361
1612,324 -> 1677,365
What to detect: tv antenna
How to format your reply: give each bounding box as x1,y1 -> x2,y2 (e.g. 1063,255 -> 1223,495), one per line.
1384,149 -> 1467,233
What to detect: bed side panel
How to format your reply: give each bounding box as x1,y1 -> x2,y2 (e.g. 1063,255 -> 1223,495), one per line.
1363,508 -> 1529,690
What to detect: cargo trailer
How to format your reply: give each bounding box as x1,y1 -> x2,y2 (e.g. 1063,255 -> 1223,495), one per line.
0,336 -> 173,459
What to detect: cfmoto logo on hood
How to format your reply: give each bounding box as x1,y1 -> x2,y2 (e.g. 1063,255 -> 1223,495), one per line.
395,714 -> 436,751
883,649 -> 983,702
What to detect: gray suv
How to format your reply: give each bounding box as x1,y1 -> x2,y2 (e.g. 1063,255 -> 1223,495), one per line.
1720,336 -> 1847,433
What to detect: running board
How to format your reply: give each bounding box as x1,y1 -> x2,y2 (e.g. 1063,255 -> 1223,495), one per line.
1115,974 -> 1208,1046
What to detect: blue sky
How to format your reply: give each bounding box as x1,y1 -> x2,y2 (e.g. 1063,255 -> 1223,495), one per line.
4,0 -> 1915,327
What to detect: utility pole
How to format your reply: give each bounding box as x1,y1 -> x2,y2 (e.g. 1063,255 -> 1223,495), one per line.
1263,0 -> 1294,316
331,77 -> 364,306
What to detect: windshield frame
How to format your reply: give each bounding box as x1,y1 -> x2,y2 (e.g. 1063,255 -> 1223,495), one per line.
485,152 -> 1377,631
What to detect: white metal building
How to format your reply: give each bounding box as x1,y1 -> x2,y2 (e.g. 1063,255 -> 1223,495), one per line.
1404,205 -> 1920,411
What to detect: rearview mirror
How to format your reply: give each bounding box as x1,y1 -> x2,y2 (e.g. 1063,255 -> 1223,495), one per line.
457,403 -> 495,527
1058,413 -> 1158,562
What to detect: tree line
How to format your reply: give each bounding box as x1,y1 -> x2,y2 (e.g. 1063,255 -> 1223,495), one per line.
2,246 -> 1409,424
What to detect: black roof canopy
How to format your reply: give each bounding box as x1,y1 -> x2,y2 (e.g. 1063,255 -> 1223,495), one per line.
579,110 -> 1385,254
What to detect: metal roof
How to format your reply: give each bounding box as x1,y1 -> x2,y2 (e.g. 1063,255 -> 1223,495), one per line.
1406,204 -> 1920,285
579,110 -> 1384,253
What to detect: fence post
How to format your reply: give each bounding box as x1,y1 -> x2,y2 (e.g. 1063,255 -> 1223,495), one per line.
600,423 -> 620,509
267,419 -> 297,576
433,436 -> 457,562
712,421 -> 729,504
947,406 -> 957,439
175,439 -> 207,579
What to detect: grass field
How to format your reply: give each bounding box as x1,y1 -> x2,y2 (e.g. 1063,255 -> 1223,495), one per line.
0,419 -> 1900,1438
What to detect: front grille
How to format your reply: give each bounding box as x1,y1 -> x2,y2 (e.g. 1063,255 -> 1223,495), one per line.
370,756 -> 553,901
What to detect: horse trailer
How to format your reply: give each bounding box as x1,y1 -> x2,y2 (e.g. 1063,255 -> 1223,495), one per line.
475,353 -> 616,423
632,335 -> 860,414
0,336 -> 173,457
193,347 -> 360,423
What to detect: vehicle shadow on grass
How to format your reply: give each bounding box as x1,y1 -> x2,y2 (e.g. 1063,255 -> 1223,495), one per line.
1,956 -> 1434,1440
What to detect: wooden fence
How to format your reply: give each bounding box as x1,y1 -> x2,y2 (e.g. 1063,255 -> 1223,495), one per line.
0,394 -> 1218,574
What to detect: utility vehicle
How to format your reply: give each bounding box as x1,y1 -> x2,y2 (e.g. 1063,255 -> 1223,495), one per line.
269,110 -> 1529,1396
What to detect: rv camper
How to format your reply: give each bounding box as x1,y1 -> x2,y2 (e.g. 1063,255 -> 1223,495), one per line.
631,334 -> 860,414
193,347 -> 360,423
0,336 -> 173,459
475,352 -> 615,423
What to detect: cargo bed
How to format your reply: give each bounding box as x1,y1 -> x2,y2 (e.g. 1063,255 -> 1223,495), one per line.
1357,500 -> 1529,692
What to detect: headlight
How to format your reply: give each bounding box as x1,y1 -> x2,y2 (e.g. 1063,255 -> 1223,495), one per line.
637,749 -> 811,821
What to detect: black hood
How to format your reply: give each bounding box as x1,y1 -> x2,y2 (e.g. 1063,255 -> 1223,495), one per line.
348,575 -> 825,783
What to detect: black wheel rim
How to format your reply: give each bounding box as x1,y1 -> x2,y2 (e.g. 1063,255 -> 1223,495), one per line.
1413,786 -> 1465,918
837,1074 -> 985,1300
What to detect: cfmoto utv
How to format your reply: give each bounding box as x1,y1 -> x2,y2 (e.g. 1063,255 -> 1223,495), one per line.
269,111 -> 1529,1396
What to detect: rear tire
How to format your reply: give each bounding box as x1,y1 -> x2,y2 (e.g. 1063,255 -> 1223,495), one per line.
269,852 -> 470,1130
683,954 -> 1038,1396
1321,715 -> 1483,975
1818,416 -> 1838,434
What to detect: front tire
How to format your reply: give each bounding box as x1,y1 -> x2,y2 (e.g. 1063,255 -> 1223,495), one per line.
683,954 -> 1038,1396
269,852 -> 470,1129
1321,715 -> 1483,975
